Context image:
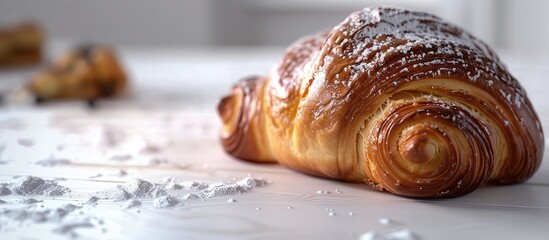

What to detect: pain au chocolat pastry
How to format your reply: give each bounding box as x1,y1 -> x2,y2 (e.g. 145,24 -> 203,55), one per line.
218,7 -> 544,197
0,22 -> 43,66
28,45 -> 127,103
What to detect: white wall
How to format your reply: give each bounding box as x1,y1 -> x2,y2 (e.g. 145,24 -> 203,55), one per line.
210,0 -> 440,46
1,0 -> 549,55
499,0 -> 549,55
0,0 -> 215,46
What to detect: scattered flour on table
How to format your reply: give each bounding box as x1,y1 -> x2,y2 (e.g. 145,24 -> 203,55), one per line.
0,176 -> 97,237
84,196 -> 100,206
0,176 -> 70,196
96,178 -> 167,201
0,203 -> 81,223
0,202 -> 102,238
0,175 -> 269,237
359,229 -> 419,240
18,198 -> 43,204
116,169 -> 128,177
95,176 -> 268,206
0,201 -> 98,237
379,218 -> 393,226
123,199 -> 142,209
180,181 -> 208,190
359,218 -> 420,240
96,186 -> 130,202
0,185 -> 10,195
88,173 -> 103,179
182,193 -> 201,200
201,182 -> 246,199
317,190 -> 331,195
35,158 -> 72,167
153,196 -> 181,208
109,154 -> 132,162
17,138 -> 35,147
53,220 -> 94,236
199,177 -> 267,199
149,157 -> 169,165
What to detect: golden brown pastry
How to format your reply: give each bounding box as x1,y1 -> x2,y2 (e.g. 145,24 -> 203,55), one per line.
0,21 -> 43,66
28,45 -> 127,103
218,7 -> 544,197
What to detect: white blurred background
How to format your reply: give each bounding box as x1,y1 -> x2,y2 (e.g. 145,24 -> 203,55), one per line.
1,0 -> 549,56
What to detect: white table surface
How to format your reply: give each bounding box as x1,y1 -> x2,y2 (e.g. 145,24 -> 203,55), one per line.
0,44 -> 548,240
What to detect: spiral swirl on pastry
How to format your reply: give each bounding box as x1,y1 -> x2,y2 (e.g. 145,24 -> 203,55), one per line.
362,96 -> 494,197
219,76 -> 275,163
218,7 -> 544,197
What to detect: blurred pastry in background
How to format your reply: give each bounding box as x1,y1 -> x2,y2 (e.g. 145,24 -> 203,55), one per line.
28,45 -> 127,105
0,21 -> 43,66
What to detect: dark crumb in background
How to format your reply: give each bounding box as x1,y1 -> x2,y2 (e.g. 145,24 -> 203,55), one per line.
35,96 -> 45,104
86,99 -> 97,108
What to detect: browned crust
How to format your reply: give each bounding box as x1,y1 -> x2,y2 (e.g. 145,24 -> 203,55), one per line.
218,7 -> 544,198
0,22 -> 43,67
28,45 -> 127,101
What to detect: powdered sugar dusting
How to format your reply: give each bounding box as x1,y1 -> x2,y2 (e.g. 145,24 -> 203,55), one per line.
371,10 -> 481,57
323,7 -> 508,89
275,6 -> 533,129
